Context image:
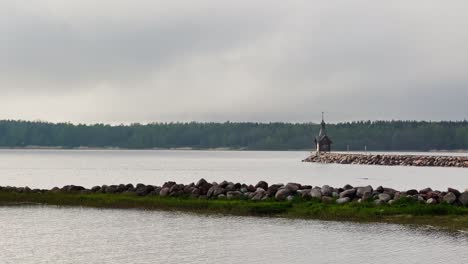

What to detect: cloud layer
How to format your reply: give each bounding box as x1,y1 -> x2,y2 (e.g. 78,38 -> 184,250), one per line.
2,0 -> 467,123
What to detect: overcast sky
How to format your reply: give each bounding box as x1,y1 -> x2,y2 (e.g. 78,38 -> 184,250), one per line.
1,0 -> 467,124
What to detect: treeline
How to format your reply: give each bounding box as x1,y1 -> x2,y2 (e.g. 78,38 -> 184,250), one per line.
0,120 -> 467,151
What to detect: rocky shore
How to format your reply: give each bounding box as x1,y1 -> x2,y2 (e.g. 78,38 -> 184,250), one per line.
303,153 -> 468,168
1,179 -> 467,206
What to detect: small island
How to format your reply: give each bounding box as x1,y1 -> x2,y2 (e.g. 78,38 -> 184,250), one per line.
1,179 -> 468,231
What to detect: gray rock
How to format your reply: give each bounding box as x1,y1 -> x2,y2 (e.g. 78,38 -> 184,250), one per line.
419,187 -> 432,194
332,192 -> 339,198
310,188 -> 322,199
388,199 -> 395,205
406,189 -> 418,196
275,188 -> 290,201
285,183 -> 300,193
374,199 -> 385,205
362,191 -> 373,201
217,194 -> 226,199
356,186 -> 373,198
336,197 -> 351,204
286,195 -> 295,201
298,189 -> 311,199
343,184 -> 353,190
321,196 -> 333,203
339,188 -> 356,199
458,191 -> 468,206
321,185 -> 333,196
254,181 -> 268,191
447,187 -> 461,197
378,193 -> 391,202
443,192 -> 457,204
207,185 -> 225,198
266,184 -> 283,197
426,198 -> 437,204
159,187 -> 170,197
252,188 -> 266,201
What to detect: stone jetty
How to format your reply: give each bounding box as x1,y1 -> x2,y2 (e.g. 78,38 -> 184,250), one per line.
302,153 -> 468,168
1,180 -> 467,206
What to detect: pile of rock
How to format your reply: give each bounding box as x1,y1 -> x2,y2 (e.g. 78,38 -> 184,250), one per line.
303,153 -> 468,168
1,180 -> 468,207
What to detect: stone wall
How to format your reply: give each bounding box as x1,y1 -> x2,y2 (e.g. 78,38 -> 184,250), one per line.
1,179 -> 468,206
302,153 -> 468,168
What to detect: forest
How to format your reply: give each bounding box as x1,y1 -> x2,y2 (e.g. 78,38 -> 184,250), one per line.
0,120 -> 467,151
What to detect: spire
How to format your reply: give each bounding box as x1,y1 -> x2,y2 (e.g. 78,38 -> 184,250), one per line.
319,112 -> 326,137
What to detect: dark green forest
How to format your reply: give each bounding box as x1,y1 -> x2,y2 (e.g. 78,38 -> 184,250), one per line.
0,120 -> 467,151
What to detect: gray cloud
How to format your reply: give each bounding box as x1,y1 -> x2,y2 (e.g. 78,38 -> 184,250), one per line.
1,0 -> 467,123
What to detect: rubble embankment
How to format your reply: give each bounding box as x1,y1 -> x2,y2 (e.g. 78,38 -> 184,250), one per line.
303,153 -> 468,168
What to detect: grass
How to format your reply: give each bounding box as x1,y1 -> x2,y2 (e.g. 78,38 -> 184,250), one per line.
1,192 -> 467,231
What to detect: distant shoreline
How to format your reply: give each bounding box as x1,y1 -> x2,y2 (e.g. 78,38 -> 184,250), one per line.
0,146 -> 467,153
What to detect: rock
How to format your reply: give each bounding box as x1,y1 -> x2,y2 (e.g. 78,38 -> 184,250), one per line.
217,194 -> 226,199
91,186 -> 101,192
375,186 -> 384,193
378,193 -> 391,203
286,195 -> 295,201
207,185 -> 225,198
284,183 -> 300,193
336,197 -> 350,204
159,187 -> 170,197
388,199 -> 395,205
443,192 -> 457,204
339,189 -> 356,199
356,186 -> 373,198
275,188 -> 290,201
426,198 -> 437,204
321,196 -> 333,203
310,188 -> 322,199
419,187 -> 432,194
343,184 -> 353,190
362,191 -> 373,201
266,184 -> 282,197
406,189 -> 418,196
196,178 -> 208,187
321,185 -> 333,196
447,187 -> 461,197
254,181 -> 268,191
219,181 -> 229,188
298,189 -> 311,199
162,181 -> 176,189
252,188 -> 266,201
458,192 -> 468,206
226,191 -> 242,199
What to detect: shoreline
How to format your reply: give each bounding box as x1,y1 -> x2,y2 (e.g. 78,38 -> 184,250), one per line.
1,180 -> 467,231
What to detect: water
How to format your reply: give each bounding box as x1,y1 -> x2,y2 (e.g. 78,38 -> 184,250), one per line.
0,206 -> 466,264
0,149 -> 467,263
0,149 -> 466,190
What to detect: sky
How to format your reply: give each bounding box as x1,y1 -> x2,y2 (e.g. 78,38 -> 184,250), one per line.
1,0 -> 468,124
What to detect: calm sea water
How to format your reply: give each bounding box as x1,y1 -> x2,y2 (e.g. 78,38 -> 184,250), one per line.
0,149 -> 466,190
0,206 -> 466,264
0,149 -> 467,264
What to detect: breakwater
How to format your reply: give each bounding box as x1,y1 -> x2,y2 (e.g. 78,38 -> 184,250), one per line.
1,179 -> 467,206
302,153 -> 468,168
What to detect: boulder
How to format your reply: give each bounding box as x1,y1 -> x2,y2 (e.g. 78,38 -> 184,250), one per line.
321,185 -> 333,196
406,189 -> 418,196
343,184 -> 353,190
159,187 -> 170,197
286,195 -> 295,201
285,183 -> 300,193
310,188 -> 322,199
217,194 -> 226,199
443,192 -> 457,204
298,189 -> 311,199
275,188 -> 290,201
361,191 -> 373,201
196,178 -> 208,187
207,185 -> 225,198
375,186 -> 384,193
339,188 -> 356,199
378,193 -> 391,203
225,183 -> 236,192
458,192 -> 468,206
336,197 -> 350,204
252,188 -> 266,201
447,187 -> 461,197
356,186 -> 373,198
266,184 -> 282,197
254,181 -> 268,191
91,186 -> 101,192
419,187 -> 432,194
426,198 -> 437,204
